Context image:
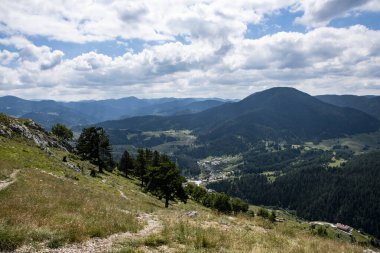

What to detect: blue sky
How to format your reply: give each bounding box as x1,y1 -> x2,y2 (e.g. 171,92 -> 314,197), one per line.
0,0 -> 380,100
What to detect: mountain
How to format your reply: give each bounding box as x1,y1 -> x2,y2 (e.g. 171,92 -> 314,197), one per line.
0,96 -> 227,130
317,95 -> 380,120
118,98 -> 226,118
21,110 -> 96,130
0,113 -> 376,252
98,87 -> 380,154
0,96 -> 95,130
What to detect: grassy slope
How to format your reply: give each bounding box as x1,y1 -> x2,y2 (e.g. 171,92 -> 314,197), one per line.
0,135 -> 369,252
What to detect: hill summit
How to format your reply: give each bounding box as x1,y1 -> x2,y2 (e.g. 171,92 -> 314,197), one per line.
97,87 -> 380,155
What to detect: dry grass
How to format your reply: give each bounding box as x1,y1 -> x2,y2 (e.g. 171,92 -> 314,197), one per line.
115,206 -> 365,253
0,137 -> 146,250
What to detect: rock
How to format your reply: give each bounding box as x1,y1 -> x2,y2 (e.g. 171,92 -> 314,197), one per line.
66,162 -> 81,172
0,128 -> 11,137
1,115 -> 73,154
186,211 -> 198,218
364,249 -> 379,253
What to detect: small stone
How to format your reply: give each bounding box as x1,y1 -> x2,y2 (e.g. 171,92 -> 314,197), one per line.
186,211 -> 198,218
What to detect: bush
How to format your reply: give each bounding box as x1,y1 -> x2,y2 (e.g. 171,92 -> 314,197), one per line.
47,237 -> 65,249
247,210 -> 255,217
195,228 -> 216,249
257,208 -> 269,218
186,184 -> 249,214
0,113 -> 10,126
230,197 -> 249,213
144,234 -> 167,247
269,210 -> 276,222
212,193 -> 232,213
51,124 -> 73,141
0,227 -> 24,251
90,169 -> 96,177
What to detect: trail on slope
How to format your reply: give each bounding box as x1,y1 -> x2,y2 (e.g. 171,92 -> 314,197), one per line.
0,169 -> 19,191
17,213 -> 162,253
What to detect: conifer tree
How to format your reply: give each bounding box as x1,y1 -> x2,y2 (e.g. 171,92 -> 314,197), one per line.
76,127 -> 113,173
119,150 -> 134,177
136,148 -> 147,186
145,161 -> 188,208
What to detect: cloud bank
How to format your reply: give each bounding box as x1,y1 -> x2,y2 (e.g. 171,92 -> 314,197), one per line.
0,0 -> 379,100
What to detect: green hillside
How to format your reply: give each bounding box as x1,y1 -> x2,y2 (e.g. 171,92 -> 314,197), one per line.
0,114 -> 376,252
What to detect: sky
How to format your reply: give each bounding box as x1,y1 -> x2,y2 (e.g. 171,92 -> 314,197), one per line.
0,0 -> 380,101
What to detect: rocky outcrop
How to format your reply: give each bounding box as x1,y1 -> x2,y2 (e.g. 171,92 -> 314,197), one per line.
0,113 -> 73,152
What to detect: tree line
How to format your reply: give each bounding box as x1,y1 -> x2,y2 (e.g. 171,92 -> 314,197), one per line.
185,183 -> 249,214
69,125 -> 186,208
52,124 -> 251,213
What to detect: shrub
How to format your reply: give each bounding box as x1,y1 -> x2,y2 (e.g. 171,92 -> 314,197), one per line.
247,209 -> 255,217
47,237 -> 65,249
0,113 -> 10,126
257,208 -> 269,218
269,210 -> 276,222
230,197 -> 249,213
144,234 -> 167,247
0,227 -> 24,251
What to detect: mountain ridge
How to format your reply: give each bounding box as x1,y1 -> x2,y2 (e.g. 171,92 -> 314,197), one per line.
0,96 -> 227,129
97,88 -> 380,154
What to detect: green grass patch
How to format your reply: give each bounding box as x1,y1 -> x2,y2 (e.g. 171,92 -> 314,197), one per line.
0,225 -> 25,252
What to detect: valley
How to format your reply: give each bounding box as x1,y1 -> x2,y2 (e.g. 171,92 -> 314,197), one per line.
1,114 -> 377,252
2,2 -> 380,252
1,87 -> 380,252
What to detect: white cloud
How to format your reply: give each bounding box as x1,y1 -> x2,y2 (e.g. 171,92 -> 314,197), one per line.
295,0 -> 380,27
0,0 -> 298,43
0,36 -> 64,71
0,50 -> 18,65
1,25 -> 379,100
0,1 -> 380,99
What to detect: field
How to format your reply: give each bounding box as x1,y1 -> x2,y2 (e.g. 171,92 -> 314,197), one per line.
111,129 -> 197,160
305,129 -> 380,154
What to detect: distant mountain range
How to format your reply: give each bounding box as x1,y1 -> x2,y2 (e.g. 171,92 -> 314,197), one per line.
0,96 -> 228,129
98,88 -> 380,155
316,95 -> 380,120
3,89 -> 380,141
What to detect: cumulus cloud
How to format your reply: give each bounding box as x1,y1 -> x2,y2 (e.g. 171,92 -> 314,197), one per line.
0,50 -> 18,65
0,1 -> 380,99
1,25 -> 379,100
0,36 -> 64,71
0,0 -> 298,43
295,0 -> 380,27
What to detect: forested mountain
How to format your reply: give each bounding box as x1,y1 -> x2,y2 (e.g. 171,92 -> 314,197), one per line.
0,96 -> 226,129
0,96 -> 96,129
317,95 -> 380,120
208,151 -> 380,238
98,87 -> 380,155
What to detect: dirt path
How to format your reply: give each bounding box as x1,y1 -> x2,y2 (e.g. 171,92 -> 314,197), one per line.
0,169 -> 19,191
16,213 -> 162,253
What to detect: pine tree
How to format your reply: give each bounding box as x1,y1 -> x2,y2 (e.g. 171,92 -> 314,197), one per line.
152,150 -> 160,166
145,161 -> 188,208
136,149 -> 147,186
119,150 -> 134,177
76,127 -> 113,173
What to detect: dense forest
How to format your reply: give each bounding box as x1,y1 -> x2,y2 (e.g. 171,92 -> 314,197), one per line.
208,151 -> 380,238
